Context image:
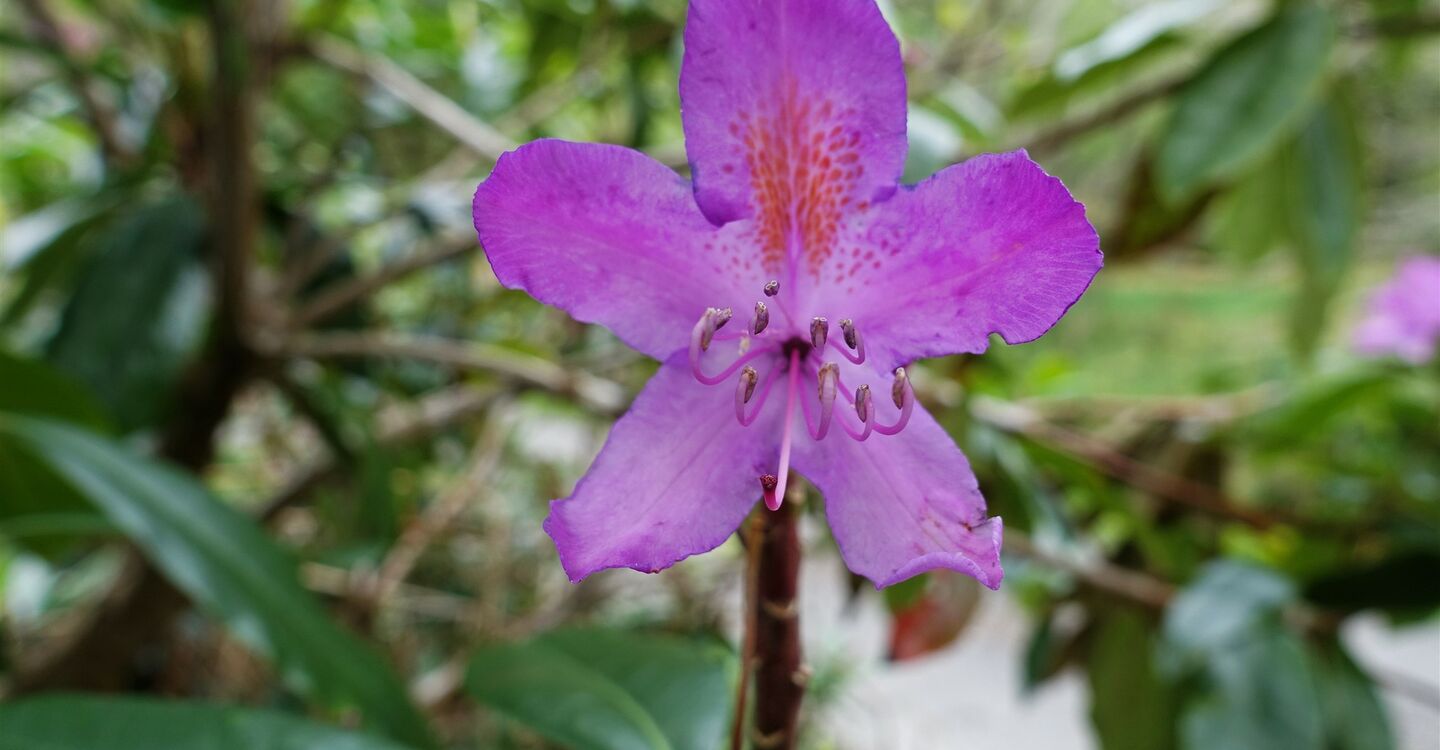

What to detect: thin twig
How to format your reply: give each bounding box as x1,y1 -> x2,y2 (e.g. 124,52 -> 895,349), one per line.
365,400 -> 511,609
280,331 -> 627,414
730,516 -> 764,750
289,234 -> 476,327
308,35 -> 515,159
257,383 -> 502,523
14,0 -> 129,163
1021,74 -> 1188,155
971,396 -> 1286,529
1004,531 -> 1175,610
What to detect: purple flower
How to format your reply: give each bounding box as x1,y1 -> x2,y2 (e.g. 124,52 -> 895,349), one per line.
1352,256 -> 1440,365
472,0 -> 1101,589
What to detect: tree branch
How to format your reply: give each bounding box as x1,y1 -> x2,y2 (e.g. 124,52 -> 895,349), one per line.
289,234 -> 475,328
307,35 -> 515,160
279,331 -> 627,414
14,0 -> 130,164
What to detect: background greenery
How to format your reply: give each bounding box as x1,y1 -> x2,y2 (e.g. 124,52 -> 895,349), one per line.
1,0 -> 1437,747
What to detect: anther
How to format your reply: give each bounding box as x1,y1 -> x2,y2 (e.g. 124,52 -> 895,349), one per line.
696,308 -> 720,351
840,319 -> 858,350
751,301 -> 769,335
817,362 -> 839,403
855,384 -> 872,422
891,367 -> 909,408
810,317 -> 828,349
763,280 -> 779,297
713,306 -> 733,330
760,474 -> 778,492
738,366 -> 758,403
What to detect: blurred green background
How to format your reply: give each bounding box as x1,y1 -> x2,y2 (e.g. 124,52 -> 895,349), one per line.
1,0 -> 1437,748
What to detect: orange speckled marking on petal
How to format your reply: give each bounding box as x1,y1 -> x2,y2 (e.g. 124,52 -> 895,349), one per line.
731,77 -> 865,276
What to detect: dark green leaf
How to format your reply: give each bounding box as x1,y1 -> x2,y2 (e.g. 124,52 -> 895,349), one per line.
1305,549 -> 1440,615
1279,88 -> 1365,356
1179,627 -> 1323,750
0,415 -> 435,748
0,349 -> 109,430
1162,561 -> 1294,671
0,695 -> 416,750
1155,6 -> 1334,203
466,627 -> 734,750
1088,610 -> 1178,750
1310,643 -> 1394,750
45,197 -> 210,432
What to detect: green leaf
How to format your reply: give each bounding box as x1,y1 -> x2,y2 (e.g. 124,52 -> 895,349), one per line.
1155,5 -> 1334,204
0,695 -> 416,750
1304,549 -> 1440,615
1310,643 -> 1394,750
1088,610 -> 1179,750
1279,87 -> 1365,356
0,415 -> 435,748
45,197 -> 210,432
0,351 -> 109,555
0,349 -> 109,430
1162,560 -> 1294,672
1179,627 -> 1323,750
467,627 -> 735,750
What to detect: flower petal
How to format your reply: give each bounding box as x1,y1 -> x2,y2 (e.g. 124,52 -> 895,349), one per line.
474,139 -> 752,360
792,403 -> 1003,589
815,150 -> 1102,370
680,0 -> 907,275
544,355 -> 782,581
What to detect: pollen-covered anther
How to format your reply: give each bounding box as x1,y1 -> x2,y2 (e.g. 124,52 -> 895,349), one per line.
810,317 -> 828,349
840,318 -> 859,350
694,307 -> 720,351
854,384 -> 872,422
738,365 -> 759,403
759,474 -> 778,492
713,306 -> 733,330
751,301 -> 769,335
891,367 -> 909,408
763,280 -> 779,297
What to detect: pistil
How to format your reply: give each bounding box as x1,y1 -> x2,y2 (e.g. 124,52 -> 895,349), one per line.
763,348 -> 803,511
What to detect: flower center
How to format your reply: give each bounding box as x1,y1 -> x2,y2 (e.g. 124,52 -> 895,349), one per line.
687,280 -> 914,509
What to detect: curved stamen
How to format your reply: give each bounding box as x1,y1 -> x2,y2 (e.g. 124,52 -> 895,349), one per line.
735,362 -> 784,426
873,367 -> 914,435
690,342 -> 778,385
827,336 -> 866,365
763,348 -> 802,511
839,384 -> 876,441
833,367 -> 914,436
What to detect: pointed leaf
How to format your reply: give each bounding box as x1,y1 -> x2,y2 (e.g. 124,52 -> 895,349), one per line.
0,415 -> 434,748
1156,6 -> 1334,203
466,628 -> 734,750
0,695 -> 416,750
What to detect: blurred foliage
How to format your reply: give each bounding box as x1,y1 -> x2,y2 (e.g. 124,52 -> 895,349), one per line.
1,0 -> 1438,748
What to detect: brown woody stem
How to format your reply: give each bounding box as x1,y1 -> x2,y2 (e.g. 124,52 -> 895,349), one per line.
747,491 -> 804,749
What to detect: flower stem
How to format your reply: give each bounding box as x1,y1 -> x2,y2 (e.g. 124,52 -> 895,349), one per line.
747,489 -> 804,748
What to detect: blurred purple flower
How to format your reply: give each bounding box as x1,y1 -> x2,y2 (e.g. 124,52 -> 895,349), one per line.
1352,256 -> 1440,365
472,0 -> 1101,589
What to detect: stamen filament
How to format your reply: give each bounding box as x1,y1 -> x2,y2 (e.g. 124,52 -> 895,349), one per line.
826,337 -> 866,365
690,341 -> 778,385
735,362 -> 784,426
